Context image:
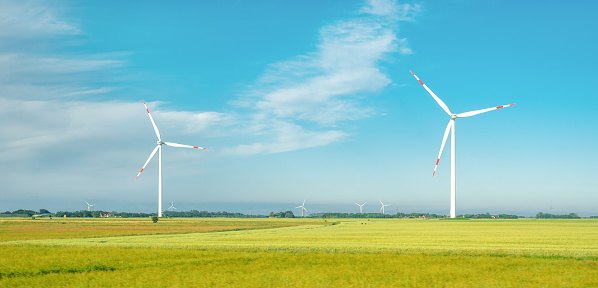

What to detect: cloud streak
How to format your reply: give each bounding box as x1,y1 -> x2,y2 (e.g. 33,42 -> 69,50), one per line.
227,0 -> 418,155
0,1 -> 125,101
0,0 -> 81,39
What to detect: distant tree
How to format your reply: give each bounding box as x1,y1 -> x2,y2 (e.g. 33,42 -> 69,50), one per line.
151,216 -> 159,223
13,209 -> 36,216
284,211 -> 295,218
536,212 -> 581,219
39,209 -> 51,214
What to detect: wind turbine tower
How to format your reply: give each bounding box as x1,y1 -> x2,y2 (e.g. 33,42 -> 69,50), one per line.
296,200 -> 308,217
135,100 -> 207,217
85,201 -> 95,211
167,201 -> 177,212
379,199 -> 390,214
410,71 -> 515,218
355,202 -> 366,213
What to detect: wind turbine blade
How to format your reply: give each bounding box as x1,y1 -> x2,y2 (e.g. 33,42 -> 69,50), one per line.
163,142 -> 207,149
434,120 -> 453,177
143,100 -> 162,141
136,145 -> 160,179
379,199 -> 383,205
410,71 -> 452,116
456,104 -> 515,118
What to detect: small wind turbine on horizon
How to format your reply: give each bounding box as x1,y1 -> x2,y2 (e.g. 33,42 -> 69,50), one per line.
167,201 -> 177,212
135,100 -> 207,217
296,200 -> 308,217
379,199 -> 390,214
355,202 -> 366,213
85,201 -> 95,211
410,70 -> 515,218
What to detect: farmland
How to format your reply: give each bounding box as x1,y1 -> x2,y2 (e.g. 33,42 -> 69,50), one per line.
0,217 -> 312,241
1,218 -> 597,287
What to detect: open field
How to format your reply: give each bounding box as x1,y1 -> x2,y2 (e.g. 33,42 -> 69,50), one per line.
0,217 -> 315,241
1,218 -> 597,287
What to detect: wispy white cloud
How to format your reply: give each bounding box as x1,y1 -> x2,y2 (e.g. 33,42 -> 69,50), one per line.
251,20 -> 397,125
0,99 -> 226,165
360,0 -> 421,21
0,1 -> 125,101
0,53 -> 124,82
227,0 -> 417,155
143,101 -> 231,136
0,54 -> 124,100
0,0 -> 81,39
221,119 -> 345,155
0,98 -> 228,203
62,87 -> 114,97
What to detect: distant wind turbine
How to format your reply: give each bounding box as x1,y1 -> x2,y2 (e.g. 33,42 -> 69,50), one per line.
85,201 -> 95,211
167,201 -> 177,212
379,199 -> 390,214
410,71 -> 515,218
296,200 -> 308,217
135,100 -> 207,217
355,202 -> 366,213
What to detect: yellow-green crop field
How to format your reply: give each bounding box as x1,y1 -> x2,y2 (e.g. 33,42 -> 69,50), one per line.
1,218 -> 597,287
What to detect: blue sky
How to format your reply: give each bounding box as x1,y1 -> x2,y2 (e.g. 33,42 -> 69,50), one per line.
1,0 -> 596,216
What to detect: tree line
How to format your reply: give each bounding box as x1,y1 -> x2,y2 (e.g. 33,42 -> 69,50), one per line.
308,212 -> 521,219
535,212 -> 581,219
0,209 -> 50,217
1,209 -> 595,219
162,210 -> 260,218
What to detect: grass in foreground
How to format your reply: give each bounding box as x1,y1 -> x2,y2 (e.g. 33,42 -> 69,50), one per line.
2,218 -> 598,287
1,246 -> 597,287
7,218 -> 598,258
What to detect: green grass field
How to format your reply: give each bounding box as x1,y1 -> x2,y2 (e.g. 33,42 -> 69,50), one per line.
1,218 -> 597,287
0,217 -> 312,241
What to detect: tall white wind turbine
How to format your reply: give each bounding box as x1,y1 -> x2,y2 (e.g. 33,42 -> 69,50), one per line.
355,202 -> 366,213
135,100 -> 207,217
296,200 -> 308,217
379,199 -> 390,214
410,71 -> 515,218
